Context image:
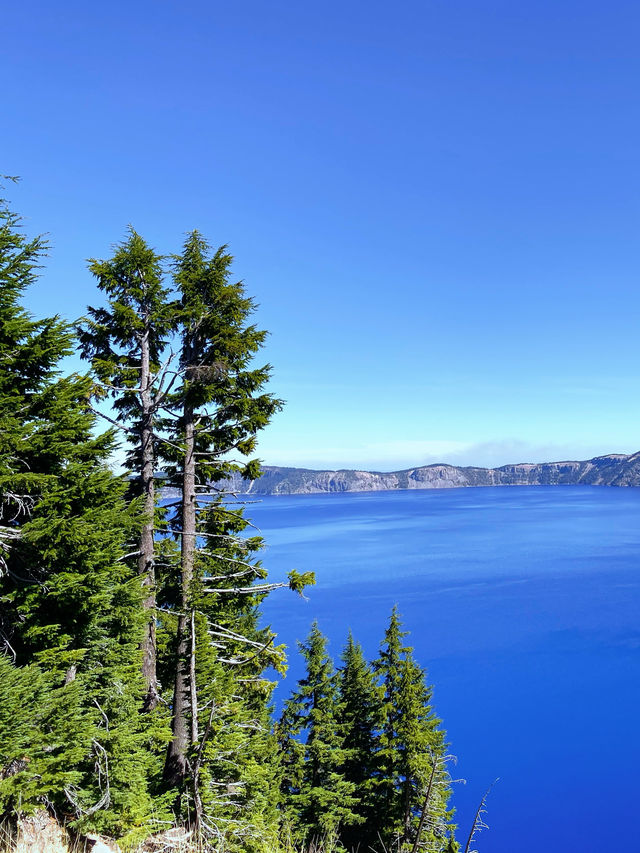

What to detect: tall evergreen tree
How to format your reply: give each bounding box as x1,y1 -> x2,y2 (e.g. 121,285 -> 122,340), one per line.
0,195 -> 162,840
373,607 -> 454,852
78,230 -> 174,709
160,233 -> 284,791
373,606 -> 412,838
0,190 -> 55,605
336,632 -> 383,851
79,227 -> 312,841
278,622 -> 360,847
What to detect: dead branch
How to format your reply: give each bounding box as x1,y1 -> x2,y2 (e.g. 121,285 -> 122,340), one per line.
190,609 -> 199,744
206,623 -> 269,650
464,779 -> 498,853
215,636 -> 274,667
0,628 -> 17,662
411,758 -> 438,853
202,581 -> 287,595
64,740 -> 110,817
88,405 -> 134,434
93,699 -> 110,731
204,568 -> 257,583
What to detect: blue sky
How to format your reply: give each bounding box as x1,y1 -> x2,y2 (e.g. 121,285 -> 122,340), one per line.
4,0 -> 640,470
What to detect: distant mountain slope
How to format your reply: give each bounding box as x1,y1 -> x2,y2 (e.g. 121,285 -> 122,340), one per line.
203,452 -> 640,495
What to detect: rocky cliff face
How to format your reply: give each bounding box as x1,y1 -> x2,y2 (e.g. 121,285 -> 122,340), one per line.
211,453 -> 638,495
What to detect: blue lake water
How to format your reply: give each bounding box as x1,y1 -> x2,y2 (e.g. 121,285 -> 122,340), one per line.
248,486 -> 640,853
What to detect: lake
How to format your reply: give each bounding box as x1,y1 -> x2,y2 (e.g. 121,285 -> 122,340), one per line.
249,486 -> 640,853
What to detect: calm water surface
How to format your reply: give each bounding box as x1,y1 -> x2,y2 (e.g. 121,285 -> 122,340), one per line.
250,486 -> 640,853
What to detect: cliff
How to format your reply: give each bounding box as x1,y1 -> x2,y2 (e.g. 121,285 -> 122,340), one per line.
206,451 -> 640,495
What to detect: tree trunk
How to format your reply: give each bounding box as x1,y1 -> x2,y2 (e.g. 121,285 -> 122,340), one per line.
190,608 -> 199,744
165,406 -> 198,786
410,760 -> 438,853
402,775 -> 412,843
139,328 -> 159,710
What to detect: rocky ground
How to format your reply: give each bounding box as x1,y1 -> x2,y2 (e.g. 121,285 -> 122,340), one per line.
2,812 -> 194,853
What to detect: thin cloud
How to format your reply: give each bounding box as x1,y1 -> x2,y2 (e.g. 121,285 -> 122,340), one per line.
255,438 -> 636,472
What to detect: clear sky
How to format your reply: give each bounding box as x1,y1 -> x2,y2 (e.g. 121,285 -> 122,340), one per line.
4,0 -> 640,470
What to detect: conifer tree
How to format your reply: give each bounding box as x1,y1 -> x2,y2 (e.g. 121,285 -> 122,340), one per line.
373,607 -> 454,852
79,226 -> 312,841
0,191 -> 55,605
278,622 -> 360,846
0,195 -> 161,840
336,632 -> 383,851
0,654 -> 118,836
373,606 -> 412,838
78,230 -> 174,709
160,232 -> 284,792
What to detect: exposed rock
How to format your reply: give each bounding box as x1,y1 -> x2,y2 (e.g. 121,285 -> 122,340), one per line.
84,833 -> 121,852
15,810 -> 69,853
160,451 -> 639,496
136,827 -> 192,851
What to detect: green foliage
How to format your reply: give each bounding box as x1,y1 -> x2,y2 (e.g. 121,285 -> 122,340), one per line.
78,227 -> 173,424
373,607 -> 454,851
0,656 -> 87,814
160,231 -> 283,484
336,633 -> 383,851
279,612 -> 457,853
288,570 -> 316,595
278,623 -> 360,847
0,195 -> 163,837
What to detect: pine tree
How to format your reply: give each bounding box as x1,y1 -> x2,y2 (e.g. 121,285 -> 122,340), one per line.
0,190 -> 56,602
160,233 -> 284,793
278,622 -> 360,847
373,605 -> 412,840
0,194 -> 161,840
373,607 -> 454,852
154,231 -> 317,845
336,632 -> 383,851
78,225 -> 312,842
78,229 -> 174,710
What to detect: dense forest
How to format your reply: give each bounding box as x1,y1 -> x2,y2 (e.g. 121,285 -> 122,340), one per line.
0,192 -> 467,852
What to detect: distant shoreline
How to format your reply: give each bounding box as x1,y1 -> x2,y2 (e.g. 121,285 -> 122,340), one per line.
161,451 -> 640,496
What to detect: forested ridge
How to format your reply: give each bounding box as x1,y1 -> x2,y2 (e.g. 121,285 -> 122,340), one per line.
0,192 -> 467,852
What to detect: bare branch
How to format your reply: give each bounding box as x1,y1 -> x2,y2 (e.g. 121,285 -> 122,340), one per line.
207,623 -> 271,650
204,568 -> 257,583
64,740 -> 111,817
464,779 -> 498,853
202,581 -> 287,595
93,699 -> 110,731
116,549 -> 142,562
88,405 -> 134,434
0,628 -> 17,662
215,636 -> 274,666
411,756 -> 438,853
